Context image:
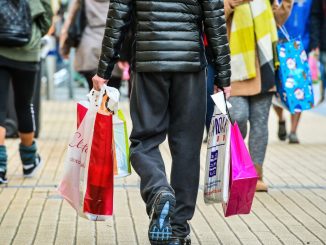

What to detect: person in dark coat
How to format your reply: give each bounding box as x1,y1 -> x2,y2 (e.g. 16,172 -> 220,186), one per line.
310,0 -> 326,84
92,1 -> 231,244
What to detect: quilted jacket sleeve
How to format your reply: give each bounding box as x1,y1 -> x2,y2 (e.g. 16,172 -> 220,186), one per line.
97,0 -> 133,79
201,0 -> 231,87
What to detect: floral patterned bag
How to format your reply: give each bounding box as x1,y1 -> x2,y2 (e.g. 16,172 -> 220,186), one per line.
275,26 -> 314,114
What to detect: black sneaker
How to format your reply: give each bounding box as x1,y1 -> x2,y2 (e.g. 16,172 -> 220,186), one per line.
148,191 -> 176,245
23,154 -> 42,178
169,236 -> 191,245
0,171 -> 8,185
278,121 -> 287,141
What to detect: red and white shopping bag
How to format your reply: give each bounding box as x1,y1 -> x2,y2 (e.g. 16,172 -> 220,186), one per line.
58,87 -> 117,221
77,94 -> 131,178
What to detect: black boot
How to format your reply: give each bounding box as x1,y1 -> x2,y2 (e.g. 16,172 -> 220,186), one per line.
278,121 -> 287,141
19,141 -> 42,178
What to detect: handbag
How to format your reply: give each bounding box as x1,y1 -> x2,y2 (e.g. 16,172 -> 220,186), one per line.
67,0 -> 86,48
0,0 -> 32,47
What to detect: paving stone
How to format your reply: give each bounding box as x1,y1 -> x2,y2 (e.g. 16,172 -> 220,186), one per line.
0,100 -> 326,244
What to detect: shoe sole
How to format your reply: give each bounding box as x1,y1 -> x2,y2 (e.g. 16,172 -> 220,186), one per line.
148,192 -> 176,245
23,159 -> 43,178
278,134 -> 287,141
289,141 -> 299,144
0,179 -> 8,185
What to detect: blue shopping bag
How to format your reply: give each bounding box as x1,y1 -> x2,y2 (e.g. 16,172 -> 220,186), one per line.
275,27 -> 314,114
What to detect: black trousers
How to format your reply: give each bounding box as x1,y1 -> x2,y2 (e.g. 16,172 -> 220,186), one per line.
129,70 -> 206,238
0,66 -> 37,133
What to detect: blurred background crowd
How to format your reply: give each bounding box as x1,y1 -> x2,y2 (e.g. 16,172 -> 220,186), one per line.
0,0 -> 325,186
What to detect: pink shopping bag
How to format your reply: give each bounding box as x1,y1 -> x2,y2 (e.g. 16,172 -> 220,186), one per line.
223,122 -> 258,217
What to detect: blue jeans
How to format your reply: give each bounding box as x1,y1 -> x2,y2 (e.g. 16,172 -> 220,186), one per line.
206,62 -> 215,132
321,51 -> 326,88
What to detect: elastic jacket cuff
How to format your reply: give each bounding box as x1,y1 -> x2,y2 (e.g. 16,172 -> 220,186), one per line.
97,61 -> 116,80
214,76 -> 231,88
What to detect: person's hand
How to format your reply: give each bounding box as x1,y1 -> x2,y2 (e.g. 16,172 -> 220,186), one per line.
313,47 -> 320,57
229,0 -> 252,8
214,85 -> 231,99
61,51 -> 70,60
92,74 -> 108,91
59,29 -> 70,59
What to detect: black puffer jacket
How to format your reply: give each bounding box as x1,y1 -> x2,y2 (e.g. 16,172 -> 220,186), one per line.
97,0 -> 231,87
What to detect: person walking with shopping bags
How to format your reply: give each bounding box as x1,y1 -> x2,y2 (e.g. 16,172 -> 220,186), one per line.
224,0 -> 293,192
0,0 -> 53,184
273,0 -> 313,144
92,0 -> 231,244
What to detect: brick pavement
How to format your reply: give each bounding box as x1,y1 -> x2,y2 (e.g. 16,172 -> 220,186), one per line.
0,100 -> 326,245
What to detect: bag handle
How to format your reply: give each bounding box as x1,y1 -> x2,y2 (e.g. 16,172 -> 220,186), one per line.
88,88 -> 113,115
278,25 -> 290,42
222,90 -> 234,125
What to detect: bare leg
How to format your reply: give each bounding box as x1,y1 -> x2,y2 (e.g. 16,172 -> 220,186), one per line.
273,105 -> 284,121
19,132 -> 35,147
0,127 -> 5,145
288,113 -> 301,144
290,112 -> 301,134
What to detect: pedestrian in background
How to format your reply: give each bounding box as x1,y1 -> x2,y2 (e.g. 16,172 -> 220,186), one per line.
92,0 -> 231,243
0,0 -> 53,184
59,0 -> 110,91
310,0 -> 326,82
274,0 -> 313,144
224,0 -> 293,192
60,0 -> 131,91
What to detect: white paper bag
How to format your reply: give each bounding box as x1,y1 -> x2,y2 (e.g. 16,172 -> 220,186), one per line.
204,92 -> 231,204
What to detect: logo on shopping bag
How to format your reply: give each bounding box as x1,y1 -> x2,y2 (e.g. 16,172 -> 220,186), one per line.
69,132 -> 89,154
211,116 -> 227,144
214,117 -> 227,134
69,157 -> 85,167
209,149 -> 219,177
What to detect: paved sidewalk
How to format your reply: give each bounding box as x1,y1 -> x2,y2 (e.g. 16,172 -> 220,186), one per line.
0,100 -> 326,245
